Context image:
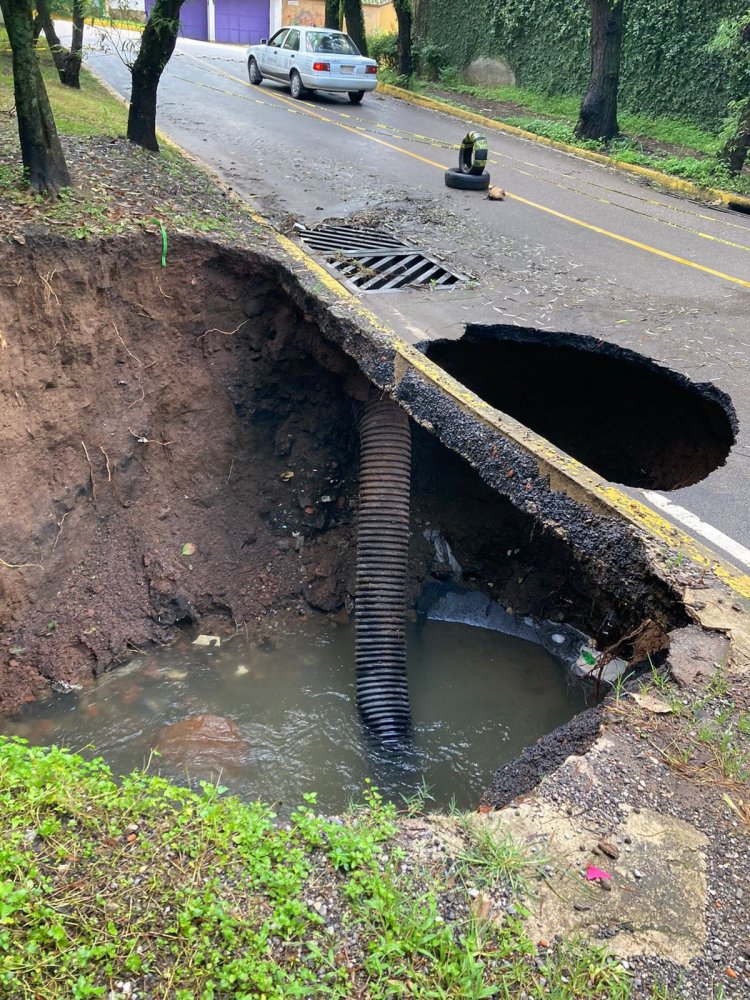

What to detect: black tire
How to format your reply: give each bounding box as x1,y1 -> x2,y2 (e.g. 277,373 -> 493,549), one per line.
444,166 -> 491,191
348,90 -> 365,104
290,70 -> 307,99
248,57 -> 262,85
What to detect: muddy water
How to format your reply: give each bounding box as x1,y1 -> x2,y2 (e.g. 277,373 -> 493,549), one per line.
4,619 -> 587,812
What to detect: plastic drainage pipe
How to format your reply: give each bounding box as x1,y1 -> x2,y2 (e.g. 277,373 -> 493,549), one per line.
355,399 -> 412,745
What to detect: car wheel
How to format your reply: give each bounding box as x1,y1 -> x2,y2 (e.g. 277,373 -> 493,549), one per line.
290,70 -> 306,100
444,166 -> 491,191
348,91 -> 365,104
248,57 -> 262,85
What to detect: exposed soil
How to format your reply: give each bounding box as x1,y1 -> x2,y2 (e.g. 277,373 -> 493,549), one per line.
0,235 -> 364,714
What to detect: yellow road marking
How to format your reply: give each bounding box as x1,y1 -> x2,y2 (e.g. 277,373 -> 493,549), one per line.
179,52 -> 750,290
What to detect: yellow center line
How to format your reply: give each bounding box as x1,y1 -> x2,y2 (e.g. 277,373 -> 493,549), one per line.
179,52 -> 750,291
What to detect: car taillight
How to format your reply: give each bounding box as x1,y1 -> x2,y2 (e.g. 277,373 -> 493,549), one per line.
365,64 -> 377,74
312,62 -> 330,71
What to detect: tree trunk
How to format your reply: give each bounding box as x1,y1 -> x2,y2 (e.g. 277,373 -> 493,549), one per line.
721,98 -> 750,174
324,0 -> 341,30
342,0 -> 367,56
35,0 -> 82,87
392,0 -> 412,78
127,0 -> 184,152
0,0 -> 71,196
575,0 -> 624,141
60,0 -> 85,88
36,0 -> 67,80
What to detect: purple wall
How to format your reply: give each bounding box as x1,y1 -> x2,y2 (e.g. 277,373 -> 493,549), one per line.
145,0 -> 208,40
215,0 -> 268,45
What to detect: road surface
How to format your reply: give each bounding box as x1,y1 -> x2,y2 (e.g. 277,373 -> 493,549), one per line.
64,27 -> 750,569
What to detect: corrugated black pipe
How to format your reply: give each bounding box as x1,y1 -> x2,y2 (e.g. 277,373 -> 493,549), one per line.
355,399 -> 412,744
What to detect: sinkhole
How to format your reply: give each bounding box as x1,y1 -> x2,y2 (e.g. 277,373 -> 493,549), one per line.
424,325 -> 737,490
0,235 -> 687,808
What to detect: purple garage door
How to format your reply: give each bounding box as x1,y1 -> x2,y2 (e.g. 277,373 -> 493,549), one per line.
214,0 -> 268,45
145,0 -> 208,40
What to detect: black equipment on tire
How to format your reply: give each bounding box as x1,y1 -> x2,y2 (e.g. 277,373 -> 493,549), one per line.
458,131 -> 488,175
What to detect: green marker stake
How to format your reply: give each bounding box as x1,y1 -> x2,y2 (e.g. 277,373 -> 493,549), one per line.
148,218 -> 168,266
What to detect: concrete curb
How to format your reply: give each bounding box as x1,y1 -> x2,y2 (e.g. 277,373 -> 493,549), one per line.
377,82 -> 750,213
79,61 -> 750,605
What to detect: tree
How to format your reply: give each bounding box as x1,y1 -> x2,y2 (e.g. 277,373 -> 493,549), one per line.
35,0 -> 85,88
324,0 -> 341,30
127,0 -> 185,152
0,0 -> 71,196
575,0 -> 624,142
710,12 -> 750,175
392,0 -> 412,78
342,0 -> 366,56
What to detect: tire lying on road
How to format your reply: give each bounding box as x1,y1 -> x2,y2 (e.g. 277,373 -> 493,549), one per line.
444,166 -> 491,191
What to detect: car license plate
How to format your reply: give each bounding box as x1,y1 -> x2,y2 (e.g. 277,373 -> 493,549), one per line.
340,65 -> 354,74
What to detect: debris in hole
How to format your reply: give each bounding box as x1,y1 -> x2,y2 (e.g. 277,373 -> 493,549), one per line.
192,635 -> 221,647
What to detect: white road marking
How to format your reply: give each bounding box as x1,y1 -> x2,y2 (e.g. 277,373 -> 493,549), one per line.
641,490 -> 750,569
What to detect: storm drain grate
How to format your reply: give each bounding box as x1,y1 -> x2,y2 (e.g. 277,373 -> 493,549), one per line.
295,224 -> 469,292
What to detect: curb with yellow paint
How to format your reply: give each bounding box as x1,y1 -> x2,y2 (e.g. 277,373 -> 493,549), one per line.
80,62 -> 750,604
377,82 -> 750,214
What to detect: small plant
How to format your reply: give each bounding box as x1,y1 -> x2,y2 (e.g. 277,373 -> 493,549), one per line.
456,820 -> 547,896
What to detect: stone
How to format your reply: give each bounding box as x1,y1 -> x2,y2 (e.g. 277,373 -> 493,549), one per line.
155,714 -> 246,768
464,56 -> 516,88
667,625 -> 730,688
484,743 -> 709,966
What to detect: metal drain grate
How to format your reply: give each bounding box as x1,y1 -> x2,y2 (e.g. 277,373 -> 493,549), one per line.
295,224 -> 468,293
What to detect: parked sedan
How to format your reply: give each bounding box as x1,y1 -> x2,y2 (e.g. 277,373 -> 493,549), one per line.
247,26 -> 378,103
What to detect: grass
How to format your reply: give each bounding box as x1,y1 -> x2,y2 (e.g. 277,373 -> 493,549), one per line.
0,32 -> 126,137
621,661 -> 750,797
380,70 -> 750,197
0,738 -> 632,999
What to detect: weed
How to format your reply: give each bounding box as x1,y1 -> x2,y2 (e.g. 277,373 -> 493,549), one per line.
399,778 -> 435,817
456,819 -> 547,897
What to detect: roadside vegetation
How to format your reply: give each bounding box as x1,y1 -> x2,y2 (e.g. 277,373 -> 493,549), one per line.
617,659 -> 750,806
368,21 -> 750,200
0,30 -> 246,239
0,737 -> 632,999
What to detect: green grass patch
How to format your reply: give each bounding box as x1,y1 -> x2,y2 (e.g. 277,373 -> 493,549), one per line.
0,739 -> 631,999
1,30 -> 126,137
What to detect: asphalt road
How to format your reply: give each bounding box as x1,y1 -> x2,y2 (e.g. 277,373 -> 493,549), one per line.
65,28 -> 750,568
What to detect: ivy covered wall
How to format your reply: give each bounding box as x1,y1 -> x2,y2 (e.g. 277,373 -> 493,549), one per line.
413,0 -> 748,128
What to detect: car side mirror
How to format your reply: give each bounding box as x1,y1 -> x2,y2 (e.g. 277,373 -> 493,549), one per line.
260,37 -> 267,44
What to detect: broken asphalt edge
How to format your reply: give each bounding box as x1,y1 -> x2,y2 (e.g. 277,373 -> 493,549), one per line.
377,82 -> 750,214
83,62 -> 750,629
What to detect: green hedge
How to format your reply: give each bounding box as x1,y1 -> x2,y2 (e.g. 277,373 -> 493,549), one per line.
415,0 -> 750,129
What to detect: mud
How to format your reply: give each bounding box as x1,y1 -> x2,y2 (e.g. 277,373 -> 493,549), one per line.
0,233 -> 692,716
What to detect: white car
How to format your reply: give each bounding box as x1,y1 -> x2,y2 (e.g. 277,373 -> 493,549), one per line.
247,26 -> 378,104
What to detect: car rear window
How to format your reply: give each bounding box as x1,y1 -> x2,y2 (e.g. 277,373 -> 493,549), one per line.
305,31 -> 360,56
